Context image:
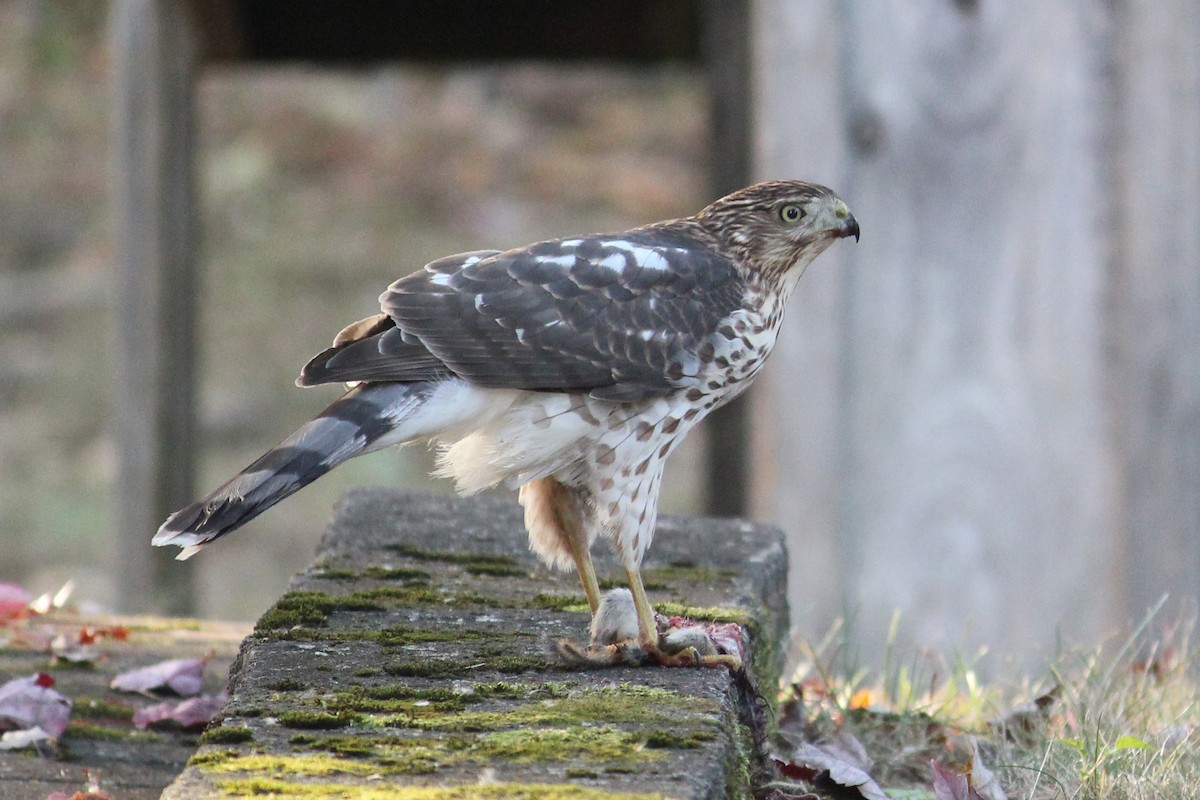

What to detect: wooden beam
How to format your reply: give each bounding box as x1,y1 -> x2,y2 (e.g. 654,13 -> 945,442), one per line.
110,0 -> 199,615
1108,1 -> 1200,620
700,0 -> 753,517
754,0 -> 1123,666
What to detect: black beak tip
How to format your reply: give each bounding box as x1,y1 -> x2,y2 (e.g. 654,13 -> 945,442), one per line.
842,215 -> 860,242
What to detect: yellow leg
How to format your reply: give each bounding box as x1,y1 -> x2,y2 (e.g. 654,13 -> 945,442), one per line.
568,524 -> 602,614
624,565 -> 659,649
520,478 -> 601,614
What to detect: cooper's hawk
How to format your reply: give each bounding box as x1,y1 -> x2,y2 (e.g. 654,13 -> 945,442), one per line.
154,180 -> 859,669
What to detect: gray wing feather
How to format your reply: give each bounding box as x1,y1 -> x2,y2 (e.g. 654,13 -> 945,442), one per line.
300,229 -> 744,400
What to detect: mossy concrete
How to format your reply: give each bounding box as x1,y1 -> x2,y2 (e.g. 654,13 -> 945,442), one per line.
162,488 -> 789,800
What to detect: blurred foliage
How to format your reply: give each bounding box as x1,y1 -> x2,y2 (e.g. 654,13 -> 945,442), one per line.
0,1 -> 709,620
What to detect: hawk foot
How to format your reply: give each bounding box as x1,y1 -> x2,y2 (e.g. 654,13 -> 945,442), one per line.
556,635 -> 743,672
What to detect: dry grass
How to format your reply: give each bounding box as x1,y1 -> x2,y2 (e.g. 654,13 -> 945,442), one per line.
779,601 -> 1200,799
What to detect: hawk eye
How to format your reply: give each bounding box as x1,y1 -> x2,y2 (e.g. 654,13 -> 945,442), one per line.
779,203 -> 805,224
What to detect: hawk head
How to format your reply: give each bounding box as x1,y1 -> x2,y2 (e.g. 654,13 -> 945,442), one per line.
697,180 -> 859,279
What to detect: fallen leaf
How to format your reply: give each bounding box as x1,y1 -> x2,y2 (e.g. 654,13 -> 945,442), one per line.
0,582 -> 33,622
0,673 -> 72,737
0,726 -> 53,750
776,743 -> 891,800
932,760 -> 982,800
78,625 -> 130,645
51,633 -> 100,665
849,688 -> 882,710
132,691 -> 228,730
110,656 -> 208,696
965,735 -> 1008,800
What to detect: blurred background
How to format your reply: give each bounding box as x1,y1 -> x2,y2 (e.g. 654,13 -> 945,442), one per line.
1,0 -> 1197,677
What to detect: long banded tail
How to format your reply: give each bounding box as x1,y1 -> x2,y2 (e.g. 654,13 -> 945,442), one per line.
153,382 -> 433,560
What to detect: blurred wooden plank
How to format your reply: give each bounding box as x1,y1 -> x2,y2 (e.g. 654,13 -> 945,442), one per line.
110,0 -> 199,615
700,0 -> 753,516
754,1 -> 1122,665
1108,1 -> 1200,618
748,0 -> 854,647
193,0 -> 702,65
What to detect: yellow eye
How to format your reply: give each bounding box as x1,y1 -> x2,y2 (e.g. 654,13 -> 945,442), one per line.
779,203 -> 805,224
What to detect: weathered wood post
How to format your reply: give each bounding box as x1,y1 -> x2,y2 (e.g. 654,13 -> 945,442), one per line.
750,0 -> 1200,666
110,0 -> 199,615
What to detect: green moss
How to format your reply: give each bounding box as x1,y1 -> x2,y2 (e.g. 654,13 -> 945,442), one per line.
382,660 -> 467,679
377,651 -> 573,679
642,563 -> 738,586
310,568 -> 360,581
255,590 -> 381,631
463,563 -> 528,578
294,734 -> 378,758
70,696 -> 134,721
65,721 -> 137,741
272,624 -> 512,647
201,726 -> 255,745
469,726 -> 653,764
201,752 -> 386,778
386,543 -> 521,570
188,748 -> 242,768
277,710 -> 358,730
364,566 -> 434,582
377,626 -> 490,646
199,727 -> 658,777
214,777 -> 666,799
352,668 -> 382,678
527,593 -> 589,612
256,587 -> 503,634
398,684 -> 713,732
599,577 -> 668,591
644,730 -> 715,749
312,565 -> 434,582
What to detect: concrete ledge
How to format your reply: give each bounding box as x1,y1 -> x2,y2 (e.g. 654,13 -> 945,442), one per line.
163,488 -> 789,799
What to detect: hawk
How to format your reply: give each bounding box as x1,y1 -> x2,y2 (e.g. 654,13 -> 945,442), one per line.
154,180 -> 859,669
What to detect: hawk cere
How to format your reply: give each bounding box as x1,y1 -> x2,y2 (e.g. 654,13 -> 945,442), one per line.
155,180 -> 859,668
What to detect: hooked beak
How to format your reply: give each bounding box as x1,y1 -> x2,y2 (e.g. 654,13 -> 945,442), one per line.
831,200 -> 860,242
836,213 -> 860,242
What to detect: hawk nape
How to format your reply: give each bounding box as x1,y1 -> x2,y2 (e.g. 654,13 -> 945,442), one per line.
155,180 -> 859,669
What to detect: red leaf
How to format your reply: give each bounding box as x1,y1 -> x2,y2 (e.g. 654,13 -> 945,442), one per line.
0,583 -> 33,622
110,656 -> 208,696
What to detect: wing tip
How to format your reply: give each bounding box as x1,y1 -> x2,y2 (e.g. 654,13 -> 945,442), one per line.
153,514 -> 211,561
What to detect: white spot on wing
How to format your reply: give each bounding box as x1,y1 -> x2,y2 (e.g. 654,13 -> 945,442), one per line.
427,271 -> 453,286
638,329 -> 656,342
538,254 -> 576,269
597,253 -> 626,272
560,239 -> 583,248
632,248 -> 670,271
603,239 -> 635,250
